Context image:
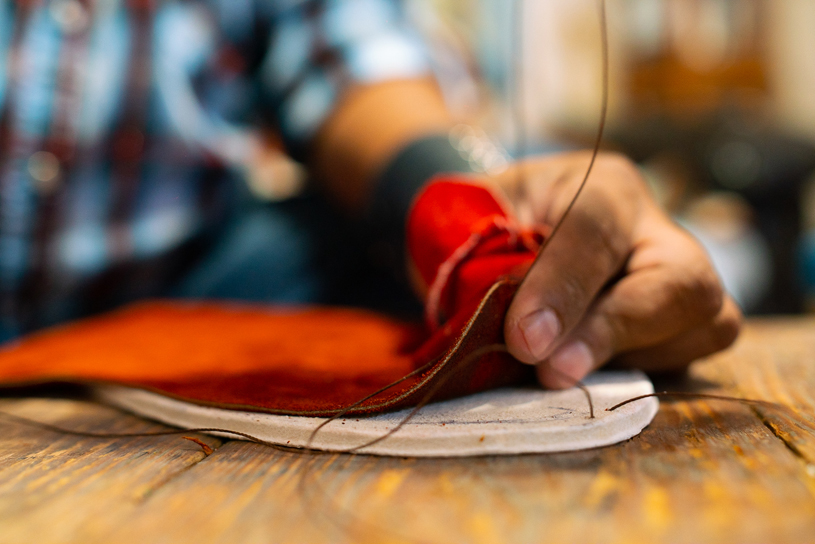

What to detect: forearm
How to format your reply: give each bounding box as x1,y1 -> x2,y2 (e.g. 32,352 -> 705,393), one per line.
311,78 -> 454,212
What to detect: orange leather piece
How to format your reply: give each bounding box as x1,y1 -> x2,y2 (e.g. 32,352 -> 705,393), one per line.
0,177 -> 540,415
0,279 -> 533,416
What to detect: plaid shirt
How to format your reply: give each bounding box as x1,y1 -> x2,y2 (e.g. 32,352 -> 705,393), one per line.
0,0 -> 430,336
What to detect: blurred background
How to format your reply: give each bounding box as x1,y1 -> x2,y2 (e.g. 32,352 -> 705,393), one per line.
255,0 -> 815,316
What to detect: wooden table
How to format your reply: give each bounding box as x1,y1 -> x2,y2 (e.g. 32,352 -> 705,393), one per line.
1,318 -> 814,544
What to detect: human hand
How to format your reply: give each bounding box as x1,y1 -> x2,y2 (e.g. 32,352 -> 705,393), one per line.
494,152 -> 742,389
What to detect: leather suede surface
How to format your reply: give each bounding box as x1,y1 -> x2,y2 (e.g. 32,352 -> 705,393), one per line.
0,177 -> 540,416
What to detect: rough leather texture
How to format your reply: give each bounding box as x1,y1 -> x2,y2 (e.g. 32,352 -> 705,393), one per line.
0,177 -> 540,416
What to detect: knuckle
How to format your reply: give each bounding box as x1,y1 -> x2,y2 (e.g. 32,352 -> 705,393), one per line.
592,215 -> 630,268
711,302 -> 742,351
601,308 -> 634,355
565,151 -> 647,195
591,150 -> 626,165
566,201 -> 630,273
667,267 -> 724,323
599,151 -> 636,171
598,152 -> 648,189
556,273 -> 593,313
696,271 -> 725,319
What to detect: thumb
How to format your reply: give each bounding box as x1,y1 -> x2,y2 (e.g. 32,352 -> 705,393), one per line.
503,204 -> 631,382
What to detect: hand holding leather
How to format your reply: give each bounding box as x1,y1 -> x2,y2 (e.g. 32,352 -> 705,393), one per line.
494,152 -> 742,389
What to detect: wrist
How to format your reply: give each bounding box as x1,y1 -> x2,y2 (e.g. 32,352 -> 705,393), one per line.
370,125 -> 510,227
368,133 -> 474,281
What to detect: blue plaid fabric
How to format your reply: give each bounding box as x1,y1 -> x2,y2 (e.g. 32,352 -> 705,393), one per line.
0,0 -> 430,336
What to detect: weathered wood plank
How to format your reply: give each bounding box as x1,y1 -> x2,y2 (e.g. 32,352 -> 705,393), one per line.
92,398 -> 815,544
694,318 -> 815,464
0,397 -> 221,543
1,319 -> 814,544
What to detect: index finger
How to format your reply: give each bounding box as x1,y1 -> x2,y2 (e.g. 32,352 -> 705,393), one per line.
503,174 -> 639,365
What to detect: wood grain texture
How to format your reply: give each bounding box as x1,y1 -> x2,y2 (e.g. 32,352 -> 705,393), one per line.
0,398 -> 223,542
704,318 -> 815,465
1,319 -> 814,544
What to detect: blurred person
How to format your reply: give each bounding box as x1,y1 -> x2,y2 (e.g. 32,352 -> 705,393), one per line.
0,0 -> 740,389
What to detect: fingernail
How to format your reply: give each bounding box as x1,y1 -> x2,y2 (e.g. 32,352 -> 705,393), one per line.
546,341 -> 594,388
519,309 -> 561,361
